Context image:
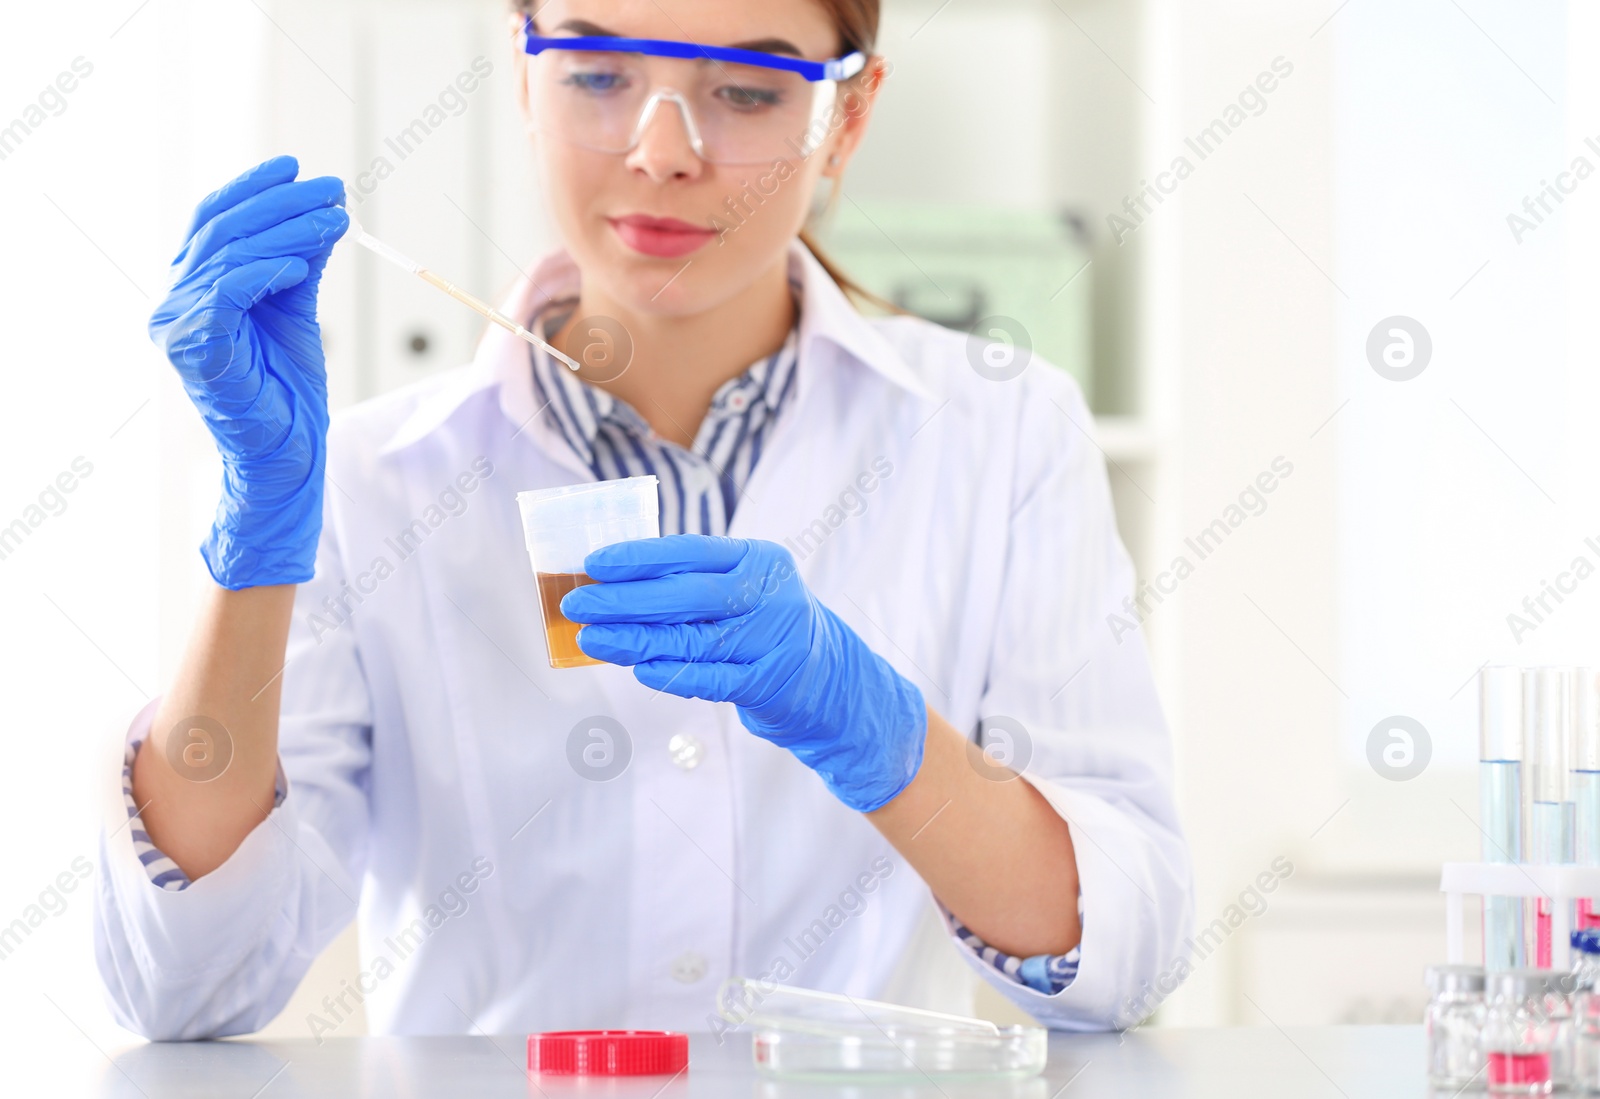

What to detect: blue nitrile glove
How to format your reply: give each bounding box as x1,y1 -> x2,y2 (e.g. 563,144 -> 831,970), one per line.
561,535 -> 928,812
148,155 -> 349,589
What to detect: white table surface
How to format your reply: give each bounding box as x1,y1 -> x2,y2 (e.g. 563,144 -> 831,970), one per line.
52,1025 -> 1433,1098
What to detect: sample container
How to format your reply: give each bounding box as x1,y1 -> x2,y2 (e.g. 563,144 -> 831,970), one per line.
517,476 -> 659,670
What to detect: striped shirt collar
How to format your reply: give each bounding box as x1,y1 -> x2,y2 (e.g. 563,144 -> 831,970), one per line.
527,298 -> 800,466
377,241 -> 934,459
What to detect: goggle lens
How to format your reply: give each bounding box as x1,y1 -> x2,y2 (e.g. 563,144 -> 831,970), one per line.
528,49 -> 843,165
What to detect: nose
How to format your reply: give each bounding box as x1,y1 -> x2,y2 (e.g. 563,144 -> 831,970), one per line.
625,92 -> 705,183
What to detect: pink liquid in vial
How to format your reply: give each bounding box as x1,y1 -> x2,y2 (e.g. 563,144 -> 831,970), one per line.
1489,1050 -> 1551,1088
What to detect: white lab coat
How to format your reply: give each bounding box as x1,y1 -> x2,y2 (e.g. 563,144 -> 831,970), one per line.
95,242 -> 1193,1039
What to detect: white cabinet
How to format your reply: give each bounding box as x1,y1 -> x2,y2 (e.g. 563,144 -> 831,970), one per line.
251,0 -> 553,411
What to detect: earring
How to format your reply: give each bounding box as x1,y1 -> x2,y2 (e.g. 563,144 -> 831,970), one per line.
828,155 -> 841,167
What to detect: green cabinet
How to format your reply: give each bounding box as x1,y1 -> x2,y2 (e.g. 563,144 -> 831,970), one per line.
814,201 -> 1094,403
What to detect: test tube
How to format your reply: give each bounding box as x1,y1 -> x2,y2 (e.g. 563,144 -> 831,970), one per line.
1481,665 -> 1526,971
517,476 -> 660,670
1529,668 -> 1576,862
1527,666 -> 1575,967
1573,668 -> 1600,929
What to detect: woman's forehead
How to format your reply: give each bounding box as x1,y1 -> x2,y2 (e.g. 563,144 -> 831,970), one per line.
533,0 -> 841,58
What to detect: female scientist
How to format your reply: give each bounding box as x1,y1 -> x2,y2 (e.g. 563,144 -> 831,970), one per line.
96,0 -> 1193,1038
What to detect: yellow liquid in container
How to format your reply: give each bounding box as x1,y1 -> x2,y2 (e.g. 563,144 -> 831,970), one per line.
537,571 -> 603,669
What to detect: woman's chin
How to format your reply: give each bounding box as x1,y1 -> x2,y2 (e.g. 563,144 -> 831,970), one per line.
582,251 -> 713,317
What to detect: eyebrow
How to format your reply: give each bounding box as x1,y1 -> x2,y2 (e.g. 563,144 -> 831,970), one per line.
554,19 -> 805,58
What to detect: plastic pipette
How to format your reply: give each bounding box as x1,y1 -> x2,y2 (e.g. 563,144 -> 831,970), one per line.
347,216 -> 580,371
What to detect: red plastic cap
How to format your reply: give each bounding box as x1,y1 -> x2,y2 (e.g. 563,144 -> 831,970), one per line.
527,1030 -> 689,1076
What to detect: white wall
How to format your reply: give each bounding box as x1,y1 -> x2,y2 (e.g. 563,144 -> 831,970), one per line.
1152,0 -> 1599,1027
0,0 -> 169,1078
1138,0 -> 1343,1026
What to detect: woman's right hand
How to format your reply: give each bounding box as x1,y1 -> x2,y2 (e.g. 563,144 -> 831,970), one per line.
149,155 -> 349,590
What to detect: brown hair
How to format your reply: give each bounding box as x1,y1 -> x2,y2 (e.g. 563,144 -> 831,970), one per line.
510,0 -> 893,311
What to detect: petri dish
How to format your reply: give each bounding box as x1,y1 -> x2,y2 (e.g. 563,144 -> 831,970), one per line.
716,977 -> 1048,1081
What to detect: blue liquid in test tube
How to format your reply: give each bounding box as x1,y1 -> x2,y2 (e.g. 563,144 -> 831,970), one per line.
1577,769 -> 1600,867
1480,665 -> 1524,971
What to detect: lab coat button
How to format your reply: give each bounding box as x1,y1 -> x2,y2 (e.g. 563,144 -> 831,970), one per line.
668,733 -> 705,771
671,951 -> 708,984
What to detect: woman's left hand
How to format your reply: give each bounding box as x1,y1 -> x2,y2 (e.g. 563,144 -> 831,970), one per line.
560,534 -> 927,812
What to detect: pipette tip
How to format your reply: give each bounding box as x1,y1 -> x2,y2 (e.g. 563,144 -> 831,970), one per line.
530,334 -> 582,372
346,217 -> 421,275
348,218 -> 582,371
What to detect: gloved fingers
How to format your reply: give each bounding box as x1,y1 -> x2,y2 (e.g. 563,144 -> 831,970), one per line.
561,570 -> 753,625
163,258 -> 309,386
584,533 -> 750,582
195,255 -> 312,319
180,178 -> 345,276
205,372 -> 298,459
576,618 -> 759,666
189,206 -> 349,279
628,657 -> 752,704
177,156 -> 301,262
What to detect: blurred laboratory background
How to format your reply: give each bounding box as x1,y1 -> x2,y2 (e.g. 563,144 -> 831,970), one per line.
2,0 -> 1597,1056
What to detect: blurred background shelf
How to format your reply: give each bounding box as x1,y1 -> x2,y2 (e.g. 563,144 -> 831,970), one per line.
1091,415 -> 1162,465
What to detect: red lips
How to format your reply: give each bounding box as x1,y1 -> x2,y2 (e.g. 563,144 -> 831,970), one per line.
608,214 -> 716,258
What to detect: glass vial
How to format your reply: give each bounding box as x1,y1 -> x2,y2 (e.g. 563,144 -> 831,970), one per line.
1486,969 -> 1573,1095
1427,964 -> 1486,1090
1573,931 -> 1600,1094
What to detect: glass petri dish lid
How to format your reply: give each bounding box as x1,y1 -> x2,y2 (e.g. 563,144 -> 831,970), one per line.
716,977 -> 1048,1081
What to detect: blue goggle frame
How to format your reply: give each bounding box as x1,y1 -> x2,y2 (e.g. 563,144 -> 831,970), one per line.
523,19 -> 867,83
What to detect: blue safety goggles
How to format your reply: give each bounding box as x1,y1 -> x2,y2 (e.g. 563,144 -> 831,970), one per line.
523,20 -> 867,83
519,19 -> 871,164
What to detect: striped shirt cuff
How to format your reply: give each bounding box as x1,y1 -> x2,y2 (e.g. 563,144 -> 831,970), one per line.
946,893 -> 1084,995
120,738 -> 286,892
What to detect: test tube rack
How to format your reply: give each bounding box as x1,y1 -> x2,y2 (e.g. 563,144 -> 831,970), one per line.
1441,862 -> 1600,971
